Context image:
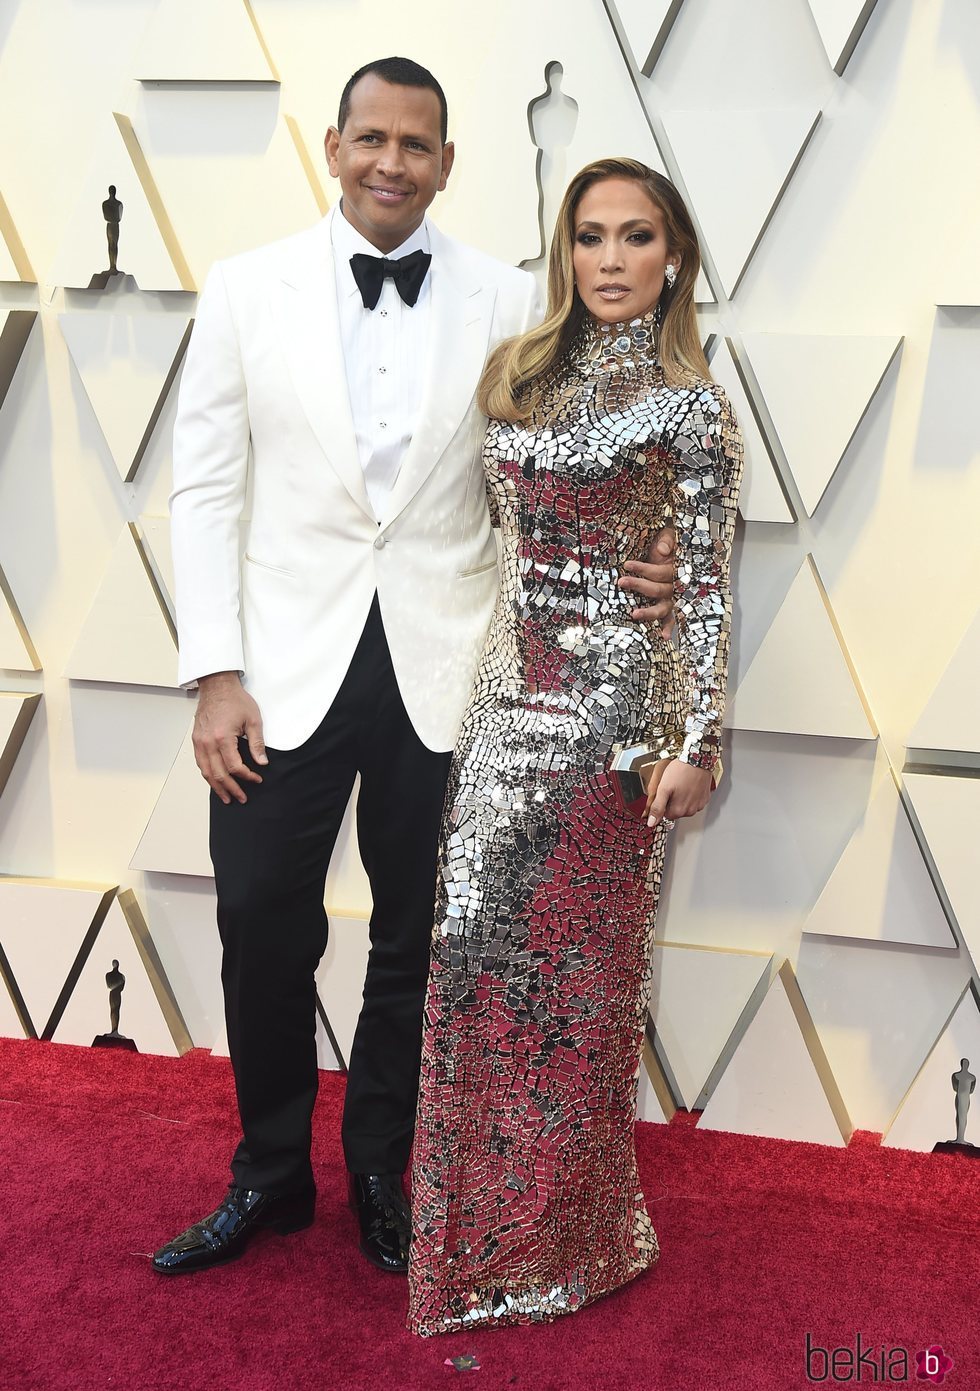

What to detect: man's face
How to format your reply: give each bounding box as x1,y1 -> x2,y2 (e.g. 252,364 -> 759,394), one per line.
325,75 -> 454,253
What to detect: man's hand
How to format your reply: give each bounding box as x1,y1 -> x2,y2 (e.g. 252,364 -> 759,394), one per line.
643,757 -> 713,829
618,524 -> 677,636
193,671 -> 267,805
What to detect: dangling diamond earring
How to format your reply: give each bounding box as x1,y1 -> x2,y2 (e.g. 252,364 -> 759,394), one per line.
664,263 -> 677,288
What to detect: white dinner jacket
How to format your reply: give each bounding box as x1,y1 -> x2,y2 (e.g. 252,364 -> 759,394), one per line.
170,207 -> 541,753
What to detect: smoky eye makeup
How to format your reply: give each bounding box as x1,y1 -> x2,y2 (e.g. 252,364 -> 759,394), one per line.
574,226 -> 656,246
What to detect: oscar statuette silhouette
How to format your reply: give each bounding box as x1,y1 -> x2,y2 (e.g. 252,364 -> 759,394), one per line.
87,185 -> 125,289
92,958 -> 138,1051
933,1058 -> 978,1156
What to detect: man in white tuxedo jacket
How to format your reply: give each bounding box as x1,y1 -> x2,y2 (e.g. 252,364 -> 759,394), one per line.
155,57 -> 674,1278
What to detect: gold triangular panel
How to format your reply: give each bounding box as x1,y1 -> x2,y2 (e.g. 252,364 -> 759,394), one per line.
935,253 -> 980,309
130,721 -> 210,877
50,891 -> 192,1056
805,0 -> 881,74
64,525 -> 177,688
0,191 -> 34,283
698,960 -> 852,1144
725,555 -> 875,740
0,310 -> 37,413
315,996 -> 345,1072
909,609 -> 980,760
636,1035 -> 675,1123
795,934 -> 970,1135
59,314 -> 192,483
663,109 -> 820,297
0,877 -> 117,1037
612,0 -> 685,74
0,693 -> 40,801
0,945 -> 32,1039
283,114 -> 330,216
884,985 -> 980,1153
741,332 -> 902,515
0,563 -> 40,671
134,0 -> 278,82
135,516 -> 175,612
650,942 -> 774,1109
904,772 -> 980,973
803,775 -> 957,947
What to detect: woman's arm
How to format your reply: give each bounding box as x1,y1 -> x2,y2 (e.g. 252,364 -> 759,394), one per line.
669,384 -> 744,771
644,384 -> 744,828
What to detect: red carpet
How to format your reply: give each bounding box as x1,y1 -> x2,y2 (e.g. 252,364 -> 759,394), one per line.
2,1037 -> 977,1391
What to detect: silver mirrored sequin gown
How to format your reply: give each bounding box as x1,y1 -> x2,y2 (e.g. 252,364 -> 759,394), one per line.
408,309 -> 744,1335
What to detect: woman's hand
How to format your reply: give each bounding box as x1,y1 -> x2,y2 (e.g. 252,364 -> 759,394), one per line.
643,758 -> 713,829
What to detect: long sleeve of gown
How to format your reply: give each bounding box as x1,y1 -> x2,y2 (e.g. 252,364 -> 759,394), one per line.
668,384 -> 744,770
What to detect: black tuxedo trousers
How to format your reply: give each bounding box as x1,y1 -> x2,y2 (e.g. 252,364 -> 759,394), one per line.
211,595 -> 452,1191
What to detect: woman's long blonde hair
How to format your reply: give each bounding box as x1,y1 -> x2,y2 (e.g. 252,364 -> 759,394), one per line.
479,158 -> 710,422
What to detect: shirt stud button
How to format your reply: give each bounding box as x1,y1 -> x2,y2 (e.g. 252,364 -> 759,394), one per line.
374,534 -> 386,550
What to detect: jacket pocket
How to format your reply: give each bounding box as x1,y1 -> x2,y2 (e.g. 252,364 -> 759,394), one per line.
243,553 -> 297,578
457,558 -> 498,579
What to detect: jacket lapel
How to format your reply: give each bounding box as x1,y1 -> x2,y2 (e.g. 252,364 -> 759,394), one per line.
276,210 -> 374,522
379,225 -> 495,530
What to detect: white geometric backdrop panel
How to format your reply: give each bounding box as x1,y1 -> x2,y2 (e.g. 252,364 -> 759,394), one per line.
0,0 -> 978,1157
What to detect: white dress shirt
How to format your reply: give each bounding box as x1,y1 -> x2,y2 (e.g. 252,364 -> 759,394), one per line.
331,206 -> 431,521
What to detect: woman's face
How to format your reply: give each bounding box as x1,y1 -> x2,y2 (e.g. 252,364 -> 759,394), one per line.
571,177 -> 678,323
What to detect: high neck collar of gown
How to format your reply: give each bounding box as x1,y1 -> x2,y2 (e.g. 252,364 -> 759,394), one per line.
575,307 -> 661,374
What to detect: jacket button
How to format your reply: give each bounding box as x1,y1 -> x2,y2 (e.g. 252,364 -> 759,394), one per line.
374,534 -> 386,550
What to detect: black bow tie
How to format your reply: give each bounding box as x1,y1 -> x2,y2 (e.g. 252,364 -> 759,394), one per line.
349,249 -> 432,310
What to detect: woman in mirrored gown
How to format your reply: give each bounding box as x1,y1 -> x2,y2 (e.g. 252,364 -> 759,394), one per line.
408,158 -> 744,1336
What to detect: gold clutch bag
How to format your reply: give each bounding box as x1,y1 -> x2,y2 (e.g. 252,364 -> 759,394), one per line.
609,738 -> 724,819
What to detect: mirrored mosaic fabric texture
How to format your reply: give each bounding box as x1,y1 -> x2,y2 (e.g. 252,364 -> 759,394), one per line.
408,310 -> 744,1336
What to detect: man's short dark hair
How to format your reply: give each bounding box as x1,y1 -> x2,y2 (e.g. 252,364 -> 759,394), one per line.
338,57 -> 448,145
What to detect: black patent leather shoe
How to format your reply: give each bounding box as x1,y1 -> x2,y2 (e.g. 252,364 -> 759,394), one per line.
152,1185 -> 315,1275
348,1172 -> 411,1274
